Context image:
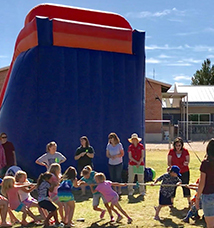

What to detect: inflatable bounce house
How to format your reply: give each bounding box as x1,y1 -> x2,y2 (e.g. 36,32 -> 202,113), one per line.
0,4 -> 145,178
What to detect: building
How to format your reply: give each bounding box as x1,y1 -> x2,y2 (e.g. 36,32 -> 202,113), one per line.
163,83 -> 214,141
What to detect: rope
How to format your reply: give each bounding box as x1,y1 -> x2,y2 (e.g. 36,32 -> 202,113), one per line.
125,182 -> 188,187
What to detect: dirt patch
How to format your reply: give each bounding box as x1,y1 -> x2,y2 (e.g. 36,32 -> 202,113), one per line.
146,141 -> 208,152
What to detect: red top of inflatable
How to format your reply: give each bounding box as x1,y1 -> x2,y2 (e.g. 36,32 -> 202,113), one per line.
25,3 -> 132,29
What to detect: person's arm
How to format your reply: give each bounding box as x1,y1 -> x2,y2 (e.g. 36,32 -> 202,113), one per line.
116,149 -> 124,158
111,182 -> 127,187
73,178 -> 79,188
196,172 -> 206,209
74,149 -> 86,160
13,151 -> 17,166
106,150 -> 112,159
184,155 -> 190,166
20,184 -> 36,193
58,153 -> 67,164
128,151 -> 138,164
35,154 -> 48,169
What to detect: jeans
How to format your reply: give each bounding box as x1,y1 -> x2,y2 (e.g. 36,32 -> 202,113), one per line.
108,162 -> 123,182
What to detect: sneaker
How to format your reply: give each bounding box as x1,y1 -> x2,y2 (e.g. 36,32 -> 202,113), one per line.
127,217 -> 133,224
116,215 -> 123,223
154,216 -> 160,221
182,217 -> 189,223
110,217 -> 115,223
54,222 -> 65,227
100,210 -> 106,219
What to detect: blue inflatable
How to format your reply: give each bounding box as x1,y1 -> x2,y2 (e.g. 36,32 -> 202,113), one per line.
0,4 -> 145,178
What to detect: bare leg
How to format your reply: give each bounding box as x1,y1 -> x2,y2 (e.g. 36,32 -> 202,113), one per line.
66,201 -> 75,225
81,185 -> 86,195
0,200 -> 11,226
154,205 -> 163,220
112,203 -> 129,219
204,216 -> 214,228
8,208 -> 20,224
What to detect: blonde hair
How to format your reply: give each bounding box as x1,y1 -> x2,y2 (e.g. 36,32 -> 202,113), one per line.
46,141 -> 57,152
48,163 -> 61,177
15,170 -> 27,182
81,165 -> 92,176
95,172 -> 106,183
1,176 -> 15,197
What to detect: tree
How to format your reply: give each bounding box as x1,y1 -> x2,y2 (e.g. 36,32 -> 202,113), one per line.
191,58 -> 214,85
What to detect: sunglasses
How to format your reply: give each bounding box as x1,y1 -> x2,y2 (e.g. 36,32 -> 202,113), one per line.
1,136 -> 7,139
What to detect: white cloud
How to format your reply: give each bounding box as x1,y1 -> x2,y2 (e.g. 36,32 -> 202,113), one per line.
146,58 -> 161,64
175,31 -> 199,36
126,8 -> 185,19
0,55 -> 8,58
166,63 -> 192,66
146,44 -> 183,50
158,54 -> 173,59
173,75 -> 191,81
204,27 -> 214,33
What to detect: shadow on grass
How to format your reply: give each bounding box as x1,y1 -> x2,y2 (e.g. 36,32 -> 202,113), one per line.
159,218 -> 184,228
88,220 -> 120,228
169,206 -> 189,219
127,194 -> 144,204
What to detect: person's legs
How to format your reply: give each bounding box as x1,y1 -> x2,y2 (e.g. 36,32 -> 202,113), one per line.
204,216 -> 214,228
137,173 -> 145,195
128,165 -> 135,195
66,201 -> 75,225
181,171 -> 191,205
154,205 -> 163,220
113,163 -> 123,194
0,199 -> 11,226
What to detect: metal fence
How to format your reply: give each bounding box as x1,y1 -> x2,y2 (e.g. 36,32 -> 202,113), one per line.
177,121 -> 214,141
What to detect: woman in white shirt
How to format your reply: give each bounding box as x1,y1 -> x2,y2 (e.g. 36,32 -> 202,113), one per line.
106,132 -> 124,194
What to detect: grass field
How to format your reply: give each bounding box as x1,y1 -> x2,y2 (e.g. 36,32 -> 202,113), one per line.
12,149 -> 206,228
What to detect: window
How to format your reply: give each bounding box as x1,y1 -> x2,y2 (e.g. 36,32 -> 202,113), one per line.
189,114 -> 210,124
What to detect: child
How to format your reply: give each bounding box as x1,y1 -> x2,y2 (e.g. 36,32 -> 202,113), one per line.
152,165 -> 182,220
37,172 -> 63,227
58,166 -> 79,227
15,170 -> 46,221
94,172 -> 133,224
48,163 -> 64,222
36,141 -> 67,170
1,176 -> 39,226
183,178 -> 202,223
79,166 -> 107,219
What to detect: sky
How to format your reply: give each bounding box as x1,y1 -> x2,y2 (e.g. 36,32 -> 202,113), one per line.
1,0 -> 214,85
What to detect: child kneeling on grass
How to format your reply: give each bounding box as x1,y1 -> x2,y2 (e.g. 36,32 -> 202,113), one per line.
152,165 -> 182,221
93,172 -> 133,224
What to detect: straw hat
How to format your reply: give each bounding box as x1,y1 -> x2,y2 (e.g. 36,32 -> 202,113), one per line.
128,133 -> 142,143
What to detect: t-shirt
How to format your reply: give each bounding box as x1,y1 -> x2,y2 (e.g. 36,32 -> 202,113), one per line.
36,152 -> 66,169
128,143 -> 144,166
80,171 -> 98,194
106,143 -> 123,165
58,179 -> 74,201
156,173 -> 181,198
200,159 -> 214,194
95,180 -> 117,202
168,148 -> 189,173
75,146 -> 94,170
2,141 -> 15,167
37,181 -> 51,202
7,187 -> 22,210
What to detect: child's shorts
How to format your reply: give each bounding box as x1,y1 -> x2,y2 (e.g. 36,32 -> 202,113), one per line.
110,195 -> 119,205
15,203 -> 24,212
38,200 -> 56,212
201,193 -> 214,217
93,192 -> 107,207
159,192 -> 173,206
22,197 -> 38,208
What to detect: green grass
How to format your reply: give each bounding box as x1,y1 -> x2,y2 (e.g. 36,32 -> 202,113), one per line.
12,149 -> 206,228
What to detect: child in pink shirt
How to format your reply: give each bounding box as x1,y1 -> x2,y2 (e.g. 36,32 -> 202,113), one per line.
1,176 -> 39,226
94,173 -> 132,224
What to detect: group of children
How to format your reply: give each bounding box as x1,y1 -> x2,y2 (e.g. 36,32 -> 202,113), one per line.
0,163 -> 133,227
0,160 -> 201,227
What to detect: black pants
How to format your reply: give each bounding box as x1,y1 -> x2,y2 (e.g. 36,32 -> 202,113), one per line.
172,170 -> 191,198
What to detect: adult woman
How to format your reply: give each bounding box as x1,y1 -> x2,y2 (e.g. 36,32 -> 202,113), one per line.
0,133 -> 16,170
196,139 -> 214,228
127,133 -> 145,197
74,136 -> 95,195
106,132 -> 124,194
167,137 -> 191,206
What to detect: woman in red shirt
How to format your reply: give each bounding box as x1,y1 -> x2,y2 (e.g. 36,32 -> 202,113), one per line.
127,133 -> 145,198
167,137 -> 191,206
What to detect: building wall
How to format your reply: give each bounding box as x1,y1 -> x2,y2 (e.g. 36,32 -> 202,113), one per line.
145,80 -> 163,142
